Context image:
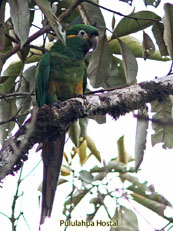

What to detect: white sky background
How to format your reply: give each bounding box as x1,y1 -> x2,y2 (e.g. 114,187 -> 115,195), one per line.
1,1 -> 173,231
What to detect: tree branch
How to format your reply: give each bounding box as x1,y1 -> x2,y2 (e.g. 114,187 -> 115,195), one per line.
0,75 -> 173,180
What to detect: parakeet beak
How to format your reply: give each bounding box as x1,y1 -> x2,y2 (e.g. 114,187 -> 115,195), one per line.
89,35 -> 98,50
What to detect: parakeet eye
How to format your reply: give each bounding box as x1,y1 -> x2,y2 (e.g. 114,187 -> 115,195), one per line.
78,30 -> 87,37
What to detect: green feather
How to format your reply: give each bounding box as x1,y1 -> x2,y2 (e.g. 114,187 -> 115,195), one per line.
35,24 -> 98,106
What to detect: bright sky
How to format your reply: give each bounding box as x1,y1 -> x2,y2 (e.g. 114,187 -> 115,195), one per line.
1,1 -> 173,231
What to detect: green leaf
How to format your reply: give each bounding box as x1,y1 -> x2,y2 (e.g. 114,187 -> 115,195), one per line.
87,33 -> 114,88
110,36 -> 170,61
118,38 -> 138,83
0,98 -> 17,145
131,192 -> 167,217
142,31 -> 155,60
106,56 -> 126,87
112,11 -> 161,38
68,121 -> 80,147
63,189 -> 89,215
107,160 -> 127,173
79,170 -> 94,183
163,3 -> 173,59
151,99 -> 173,148
135,109 -> 149,171
113,206 -> 138,231
79,118 -> 88,141
87,197 -> 102,220
8,0 -> 30,48
79,0 -> 106,31
117,135 -> 128,164
34,0 -> 66,44
122,173 -> 172,207
152,22 -> 168,57
16,65 -> 36,125
144,0 -> 161,8
93,172 -> 106,181
0,61 -> 22,94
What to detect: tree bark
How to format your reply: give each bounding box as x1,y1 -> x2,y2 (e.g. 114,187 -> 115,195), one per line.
0,75 -> 173,180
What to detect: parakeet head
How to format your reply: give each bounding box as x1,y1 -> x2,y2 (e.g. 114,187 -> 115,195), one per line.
51,24 -> 98,59
66,24 -> 98,48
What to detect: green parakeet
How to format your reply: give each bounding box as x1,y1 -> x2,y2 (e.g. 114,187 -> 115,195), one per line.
35,24 -> 98,225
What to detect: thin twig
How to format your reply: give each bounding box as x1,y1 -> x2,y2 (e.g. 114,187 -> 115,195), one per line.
10,165 -> 24,231
0,92 -> 35,100
85,0 -> 160,22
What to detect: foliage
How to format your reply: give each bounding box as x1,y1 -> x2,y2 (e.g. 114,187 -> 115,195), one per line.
0,0 -> 173,230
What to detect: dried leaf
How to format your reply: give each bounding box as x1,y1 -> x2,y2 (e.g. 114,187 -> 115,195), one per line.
86,136 -> 101,162
78,139 -> 87,165
112,14 -> 116,31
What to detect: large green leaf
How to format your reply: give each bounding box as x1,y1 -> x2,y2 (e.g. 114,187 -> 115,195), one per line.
151,99 -> 173,148
152,22 -> 168,57
79,0 -> 106,32
8,0 -> 30,48
118,38 -> 138,83
110,36 -> 170,61
112,11 -> 161,38
163,3 -> 173,59
106,56 -> 126,87
87,33 -> 114,88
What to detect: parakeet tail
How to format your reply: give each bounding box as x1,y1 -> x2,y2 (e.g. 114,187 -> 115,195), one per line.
40,131 -> 66,225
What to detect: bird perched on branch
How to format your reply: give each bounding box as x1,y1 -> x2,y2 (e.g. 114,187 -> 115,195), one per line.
35,24 -> 98,225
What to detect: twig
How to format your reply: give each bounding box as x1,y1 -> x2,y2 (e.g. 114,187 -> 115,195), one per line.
85,0 -> 160,22
0,92 -> 35,100
21,159 -> 42,181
